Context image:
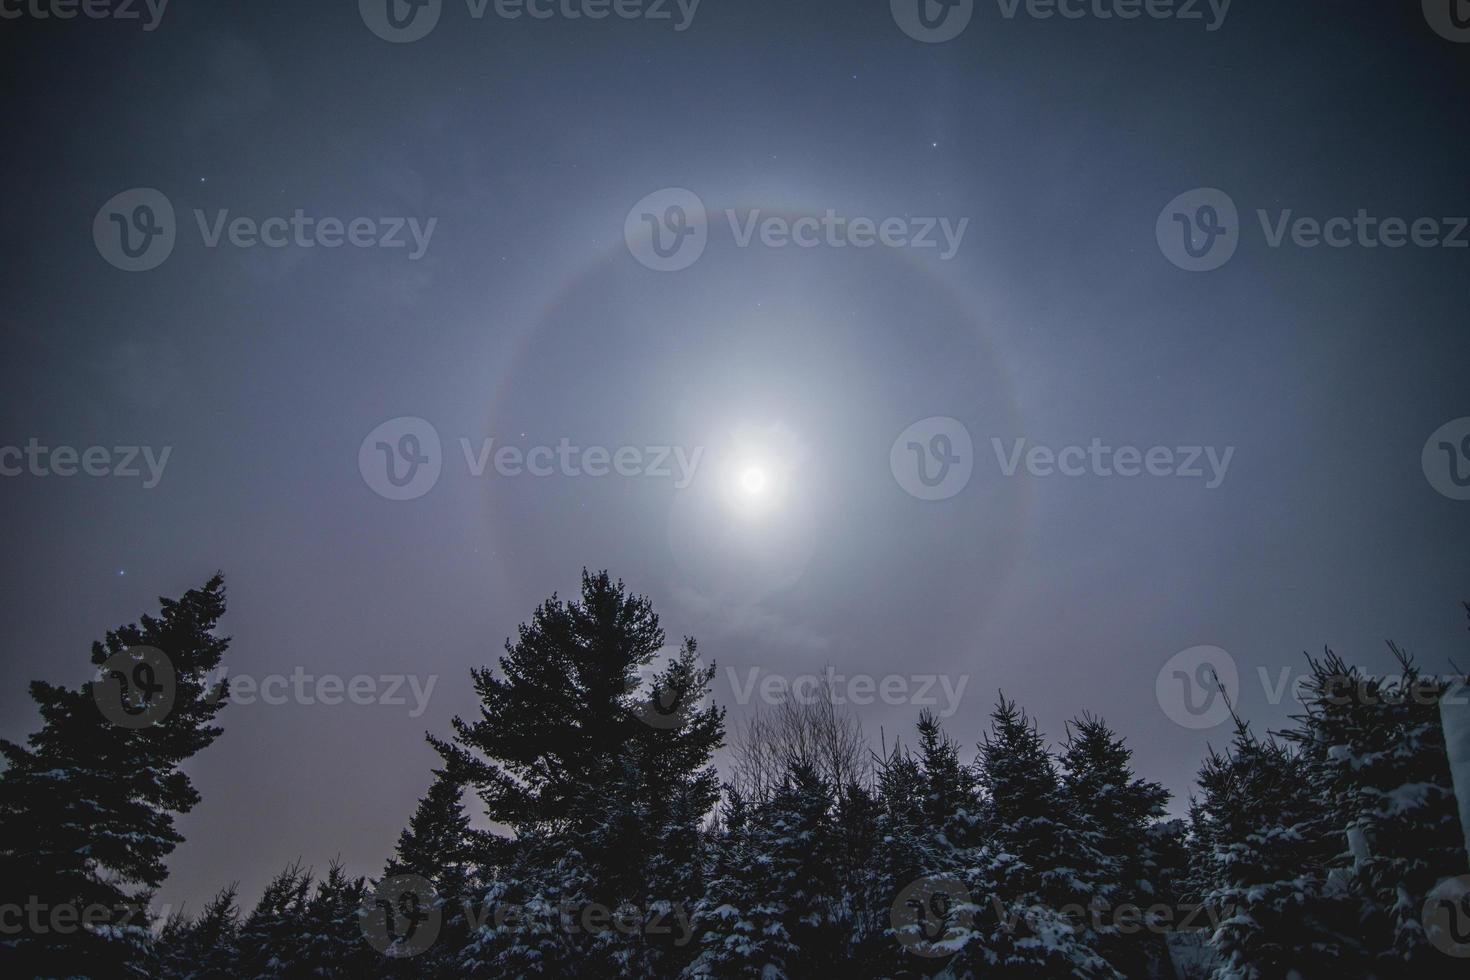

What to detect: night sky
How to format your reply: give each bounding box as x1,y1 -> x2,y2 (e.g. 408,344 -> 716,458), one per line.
2,0 -> 1467,918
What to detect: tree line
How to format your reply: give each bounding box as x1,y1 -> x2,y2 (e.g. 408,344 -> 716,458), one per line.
1,571 -> 1467,977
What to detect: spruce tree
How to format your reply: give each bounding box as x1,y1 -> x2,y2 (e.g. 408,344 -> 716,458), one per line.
0,574 -> 231,977
1285,645 -> 1466,974
429,570 -> 723,909
297,862 -> 373,978
976,697 -> 1102,923
687,764 -> 841,978
150,885 -> 241,979
1192,719 -> 1356,978
236,862 -> 314,978
1059,713 -> 1172,976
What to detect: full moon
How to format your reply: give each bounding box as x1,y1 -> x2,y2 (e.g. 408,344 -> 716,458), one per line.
740,466 -> 768,495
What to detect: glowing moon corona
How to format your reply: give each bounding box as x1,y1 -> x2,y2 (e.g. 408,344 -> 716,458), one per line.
739,466 -> 768,496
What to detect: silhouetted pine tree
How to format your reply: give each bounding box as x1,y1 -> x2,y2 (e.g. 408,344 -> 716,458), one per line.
429,570 -> 723,912
1059,713 -> 1173,976
0,574 -> 231,977
915,709 -> 984,852
301,862 -> 373,978
686,788 -> 791,978
151,884 -> 241,979
1192,719 -> 1356,979
976,697 -> 1103,927
236,862 -> 314,978
1284,644 -> 1467,975
457,836 -> 598,977
379,768 -> 483,974
687,764 -> 843,977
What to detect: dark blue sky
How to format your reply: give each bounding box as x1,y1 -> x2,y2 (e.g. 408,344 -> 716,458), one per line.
2,0 -> 1467,917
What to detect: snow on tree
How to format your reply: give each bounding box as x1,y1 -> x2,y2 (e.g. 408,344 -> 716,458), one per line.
1058,712 -> 1174,976
1192,717 -> 1362,979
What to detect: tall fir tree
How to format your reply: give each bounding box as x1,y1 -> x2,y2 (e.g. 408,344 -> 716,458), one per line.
1191,718 -> 1358,979
0,574 -> 231,977
976,697 -> 1103,923
430,571 -> 723,968
236,862 -> 314,979
1059,713 -> 1173,976
1283,645 -> 1466,975
150,885 -> 241,980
